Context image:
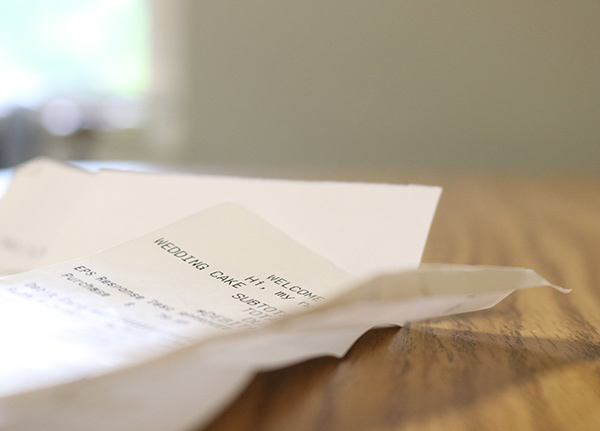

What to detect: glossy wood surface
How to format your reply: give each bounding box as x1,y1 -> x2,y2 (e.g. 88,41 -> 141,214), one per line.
201,173 -> 600,431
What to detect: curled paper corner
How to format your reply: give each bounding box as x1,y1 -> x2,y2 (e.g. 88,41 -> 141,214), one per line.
412,264 -> 572,294
550,283 -> 572,294
331,263 -> 570,305
520,268 -> 571,294
252,264 -> 570,338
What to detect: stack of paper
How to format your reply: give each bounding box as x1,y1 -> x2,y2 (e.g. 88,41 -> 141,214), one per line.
0,159 -> 564,431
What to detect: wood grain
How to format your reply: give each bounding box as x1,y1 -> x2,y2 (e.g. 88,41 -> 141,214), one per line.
200,173 -> 600,431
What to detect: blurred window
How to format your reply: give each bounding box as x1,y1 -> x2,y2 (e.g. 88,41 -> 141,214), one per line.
0,0 -> 149,166
0,0 -> 148,111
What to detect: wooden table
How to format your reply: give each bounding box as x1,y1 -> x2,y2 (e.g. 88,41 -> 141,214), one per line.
201,173 -> 600,431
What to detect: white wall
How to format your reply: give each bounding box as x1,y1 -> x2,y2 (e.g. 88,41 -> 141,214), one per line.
151,1 -> 600,171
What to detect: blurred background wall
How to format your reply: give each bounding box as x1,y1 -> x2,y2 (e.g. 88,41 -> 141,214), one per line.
1,1 -> 599,173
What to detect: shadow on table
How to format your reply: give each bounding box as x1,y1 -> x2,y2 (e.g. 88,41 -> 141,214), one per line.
202,318 -> 600,431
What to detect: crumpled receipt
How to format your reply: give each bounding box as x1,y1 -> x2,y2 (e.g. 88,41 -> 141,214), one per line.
0,160 -> 567,431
